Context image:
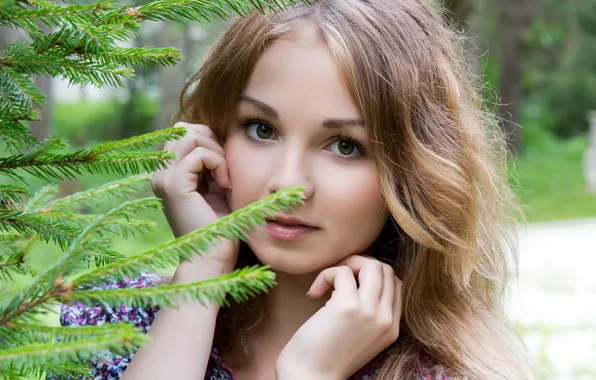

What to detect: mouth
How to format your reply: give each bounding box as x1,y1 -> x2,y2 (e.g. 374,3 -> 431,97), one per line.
265,215 -> 319,241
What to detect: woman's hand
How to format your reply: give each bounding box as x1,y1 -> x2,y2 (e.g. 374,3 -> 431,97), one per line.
151,122 -> 238,277
276,255 -> 403,380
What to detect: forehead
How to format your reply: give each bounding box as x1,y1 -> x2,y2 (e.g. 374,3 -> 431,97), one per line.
241,21 -> 361,122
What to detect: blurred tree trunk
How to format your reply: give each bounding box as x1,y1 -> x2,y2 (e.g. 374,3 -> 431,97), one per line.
498,0 -> 532,156
29,24 -> 53,140
119,33 -> 143,140
155,24 -> 186,131
445,0 -> 481,74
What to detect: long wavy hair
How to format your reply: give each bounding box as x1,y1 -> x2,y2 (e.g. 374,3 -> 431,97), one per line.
174,1 -> 535,378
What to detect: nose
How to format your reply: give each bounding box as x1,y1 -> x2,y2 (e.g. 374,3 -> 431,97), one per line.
267,150 -> 314,200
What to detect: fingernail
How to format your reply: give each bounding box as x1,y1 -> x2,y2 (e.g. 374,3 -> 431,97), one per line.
228,182 -> 232,190
305,292 -> 310,297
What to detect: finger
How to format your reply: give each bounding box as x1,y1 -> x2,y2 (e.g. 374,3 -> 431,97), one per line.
357,259 -> 384,311
379,264 -> 396,312
172,147 -> 230,191
393,278 -> 403,316
171,129 -> 225,162
174,122 -> 218,140
308,266 -> 357,299
391,277 -> 403,339
334,255 -> 386,310
333,254 -> 376,276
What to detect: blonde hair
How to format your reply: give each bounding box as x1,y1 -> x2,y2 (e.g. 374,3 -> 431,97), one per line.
176,1 -> 535,378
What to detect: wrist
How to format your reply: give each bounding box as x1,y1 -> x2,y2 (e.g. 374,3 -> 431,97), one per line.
174,254 -> 235,284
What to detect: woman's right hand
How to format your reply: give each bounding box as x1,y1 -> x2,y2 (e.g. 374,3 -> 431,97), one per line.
151,122 -> 238,278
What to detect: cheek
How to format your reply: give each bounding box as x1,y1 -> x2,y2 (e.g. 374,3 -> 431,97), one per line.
224,134 -> 264,212
322,167 -> 387,248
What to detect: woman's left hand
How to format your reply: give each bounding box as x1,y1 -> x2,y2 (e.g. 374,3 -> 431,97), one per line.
276,255 -> 403,380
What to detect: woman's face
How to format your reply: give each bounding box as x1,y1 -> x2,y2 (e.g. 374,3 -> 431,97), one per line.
225,22 -> 388,274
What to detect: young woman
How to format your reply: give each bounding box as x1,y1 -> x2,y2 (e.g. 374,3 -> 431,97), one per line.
50,1 -> 536,379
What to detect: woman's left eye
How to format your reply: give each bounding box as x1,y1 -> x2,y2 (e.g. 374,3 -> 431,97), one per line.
328,138 -> 364,159
243,120 -> 276,141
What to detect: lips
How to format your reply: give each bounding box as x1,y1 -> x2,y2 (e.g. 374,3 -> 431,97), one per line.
265,215 -> 319,241
266,215 -> 317,228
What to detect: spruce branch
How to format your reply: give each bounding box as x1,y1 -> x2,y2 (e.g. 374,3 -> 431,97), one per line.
0,149 -> 175,181
130,0 -> 312,23
0,251 -> 34,282
0,210 -> 81,250
41,173 -> 152,213
0,231 -> 24,244
2,43 -> 136,88
3,1 -> 114,29
0,329 -> 148,371
58,197 -> 162,265
0,67 -> 47,117
0,119 -> 38,150
0,236 -> 39,282
66,265 -> 276,309
72,186 -> 306,285
37,213 -> 157,231
1,361 -> 91,379
0,197 -> 162,322
23,184 -> 60,213
0,127 -> 183,181
0,184 -> 30,206
89,46 -> 183,68
0,322 -> 142,347
34,23 -> 114,56
89,126 -> 186,154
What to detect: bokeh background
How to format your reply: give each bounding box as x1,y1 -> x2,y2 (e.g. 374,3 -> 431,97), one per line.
2,1 -> 596,379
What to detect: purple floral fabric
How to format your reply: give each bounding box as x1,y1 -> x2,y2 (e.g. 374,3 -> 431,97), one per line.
45,272 -> 448,380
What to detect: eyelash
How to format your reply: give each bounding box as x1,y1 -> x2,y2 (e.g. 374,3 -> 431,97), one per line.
238,117 -> 367,161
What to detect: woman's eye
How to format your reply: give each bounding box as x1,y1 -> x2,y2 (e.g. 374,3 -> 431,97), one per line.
329,139 -> 362,158
245,121 -> 275,140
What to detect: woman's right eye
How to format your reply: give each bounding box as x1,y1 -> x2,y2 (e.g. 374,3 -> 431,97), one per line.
243,120 -> 276,141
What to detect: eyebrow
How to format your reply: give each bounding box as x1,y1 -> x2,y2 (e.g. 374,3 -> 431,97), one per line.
239,95 -> 365,129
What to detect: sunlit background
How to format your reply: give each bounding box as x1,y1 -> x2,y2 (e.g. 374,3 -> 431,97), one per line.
2,1 -> 596,379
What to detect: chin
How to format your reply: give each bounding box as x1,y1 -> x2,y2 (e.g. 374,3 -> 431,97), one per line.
248,243 -> 328,275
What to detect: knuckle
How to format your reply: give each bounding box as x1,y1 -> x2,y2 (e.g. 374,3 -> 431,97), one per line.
193,146 -> 208,156
360,308 -> 376,321
161,180 -> 182,197
150,176 -> 159,192
381,263 -> 393,273
390,324 -> 401,340
337,302 -> 359,316
376,314 -> 393,330
193,124 -> 217,138
173,121 -> 189,129
150,174 -> 165,196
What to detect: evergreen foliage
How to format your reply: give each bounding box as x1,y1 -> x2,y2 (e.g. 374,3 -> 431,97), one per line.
0,0 -> 310,377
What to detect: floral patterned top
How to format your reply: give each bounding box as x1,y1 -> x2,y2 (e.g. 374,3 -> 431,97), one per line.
46,272 -> 453,380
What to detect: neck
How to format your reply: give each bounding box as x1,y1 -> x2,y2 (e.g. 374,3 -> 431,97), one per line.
268,270 -> 329,336
246,270 -> 330,360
